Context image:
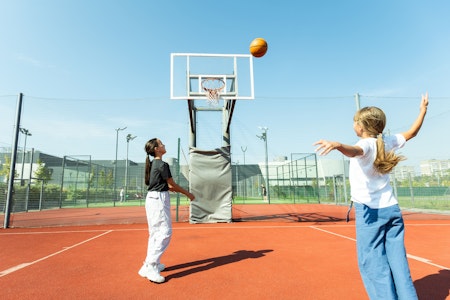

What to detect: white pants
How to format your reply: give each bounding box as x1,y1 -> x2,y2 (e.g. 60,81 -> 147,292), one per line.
144,191 -> 172,265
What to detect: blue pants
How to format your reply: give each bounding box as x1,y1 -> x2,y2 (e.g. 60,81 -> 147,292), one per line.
354,202 -> 417,300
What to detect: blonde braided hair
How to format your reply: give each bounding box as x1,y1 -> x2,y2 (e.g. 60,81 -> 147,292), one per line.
354,107 -> 404,174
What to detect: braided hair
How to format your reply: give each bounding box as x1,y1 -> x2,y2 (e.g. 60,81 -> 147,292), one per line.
144,138 -> 159,186
354,107 -> 404,174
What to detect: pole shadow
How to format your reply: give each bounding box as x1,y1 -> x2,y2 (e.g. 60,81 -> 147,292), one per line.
414,269 -> 450,300
164,249 -> 273,281
233,212 -> 344,222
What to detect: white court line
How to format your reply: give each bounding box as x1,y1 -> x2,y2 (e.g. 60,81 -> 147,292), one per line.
0,230 -> 112,277
0,229 -> 119,235
310,226 -> 356,242
1,223 -> 449,235
309,226 -> 450,270
406,254 -> 450,270
2,224 -> 449,272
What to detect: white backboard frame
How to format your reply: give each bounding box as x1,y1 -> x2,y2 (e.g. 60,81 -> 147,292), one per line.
170,53 -> 255,100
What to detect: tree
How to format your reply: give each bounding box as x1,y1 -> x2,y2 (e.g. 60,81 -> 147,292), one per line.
89,167 -> 96,188
98,169 -> 114,189
34,159 -> 52,184
0,155 -> 18,182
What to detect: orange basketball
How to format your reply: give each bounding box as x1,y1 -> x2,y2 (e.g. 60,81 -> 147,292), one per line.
249,38 -> 268,58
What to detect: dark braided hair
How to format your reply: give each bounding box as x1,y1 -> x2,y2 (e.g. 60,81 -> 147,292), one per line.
144,138 -> 159,186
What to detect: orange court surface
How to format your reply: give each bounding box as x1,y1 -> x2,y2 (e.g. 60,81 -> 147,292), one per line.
1,204 -> 449,300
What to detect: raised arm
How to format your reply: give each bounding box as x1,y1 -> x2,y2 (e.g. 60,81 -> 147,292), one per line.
401,93 -> 429,141
313,140 -> 363,157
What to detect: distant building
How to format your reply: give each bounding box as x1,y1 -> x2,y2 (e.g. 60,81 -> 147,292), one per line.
420,159 -> 450,176
393,165 -> 416,180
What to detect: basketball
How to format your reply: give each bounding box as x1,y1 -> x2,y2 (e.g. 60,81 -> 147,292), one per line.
249,38 -> 268,58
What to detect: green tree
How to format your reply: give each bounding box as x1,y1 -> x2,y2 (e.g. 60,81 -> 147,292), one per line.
89,167 -> 96,188
0,155 -> 18,181
34,159 -> 52,184
105,169 -> 113,188
98,169 -> 113,189
98,169 -> 106,188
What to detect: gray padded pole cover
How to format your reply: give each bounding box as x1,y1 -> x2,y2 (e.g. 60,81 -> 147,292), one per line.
189,147 -> 232,223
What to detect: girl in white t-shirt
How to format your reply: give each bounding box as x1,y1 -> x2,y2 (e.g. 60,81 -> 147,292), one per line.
314,93 -> 428,300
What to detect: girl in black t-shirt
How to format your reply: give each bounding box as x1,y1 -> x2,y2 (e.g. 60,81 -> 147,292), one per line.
138,138 -> 195,283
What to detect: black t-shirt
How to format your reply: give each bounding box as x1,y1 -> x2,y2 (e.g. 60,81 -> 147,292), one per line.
148,159 -> 172,192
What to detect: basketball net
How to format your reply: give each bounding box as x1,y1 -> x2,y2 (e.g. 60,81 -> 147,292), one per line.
202,78 -> 225,106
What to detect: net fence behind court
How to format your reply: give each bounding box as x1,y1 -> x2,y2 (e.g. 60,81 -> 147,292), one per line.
1,94 -> 449,228
0,151 -> 149,212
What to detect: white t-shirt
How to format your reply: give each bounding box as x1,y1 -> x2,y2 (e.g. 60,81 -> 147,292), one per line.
349,134 -> 406,209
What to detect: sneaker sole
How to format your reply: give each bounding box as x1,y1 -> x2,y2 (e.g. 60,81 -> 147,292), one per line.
147,274 -> 165,283
138,263 -> 165,278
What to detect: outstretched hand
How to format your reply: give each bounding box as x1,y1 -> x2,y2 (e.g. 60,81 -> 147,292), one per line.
421,92 -> 429,111
313,140 -> 341,156
187,192 -> 195,201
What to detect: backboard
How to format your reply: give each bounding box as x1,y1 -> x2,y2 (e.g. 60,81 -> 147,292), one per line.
170,53 -> 255,101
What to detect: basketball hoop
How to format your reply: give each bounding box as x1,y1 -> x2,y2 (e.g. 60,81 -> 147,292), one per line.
201,78 -> 225,106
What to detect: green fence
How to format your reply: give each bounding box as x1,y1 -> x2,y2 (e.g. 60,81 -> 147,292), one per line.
2,151 -> 449,213
232,155 -> 450,212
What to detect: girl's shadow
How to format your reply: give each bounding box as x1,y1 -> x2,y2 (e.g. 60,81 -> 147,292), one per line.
414,269 -> 450,300
164,249 -> 273,281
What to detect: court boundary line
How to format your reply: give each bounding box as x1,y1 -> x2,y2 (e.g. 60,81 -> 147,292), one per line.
310,225 -> 356,241
0,230 -> 118,235
1,223 -> 449,278
0,230 -> 112,277
310,226 -> 450,270
1,222 -> 450,236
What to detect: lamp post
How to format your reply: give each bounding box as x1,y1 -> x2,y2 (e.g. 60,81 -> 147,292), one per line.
355,93 -> 361,111
234,160 -> 239,198
125,133 -> 136,202
19,128 -> 31,185
257,126 -> 270,204
241,146 -> 247,201
113,127 -> 127,205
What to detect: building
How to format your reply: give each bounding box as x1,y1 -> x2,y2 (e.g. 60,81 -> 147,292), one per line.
420,159 -> 450,176
393,165 -> 416,181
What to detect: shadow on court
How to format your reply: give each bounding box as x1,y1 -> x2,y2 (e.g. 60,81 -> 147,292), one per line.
414,269 -> 450,300
164,249 -> 273,281
2,204 -> 448,228
233,212 -> 344,223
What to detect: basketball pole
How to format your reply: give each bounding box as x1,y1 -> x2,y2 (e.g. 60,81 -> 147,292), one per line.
187,100 -> 196,148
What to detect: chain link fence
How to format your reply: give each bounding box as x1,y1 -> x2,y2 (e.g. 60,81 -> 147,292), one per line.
1,94 -> 449,216
2,151 -> 450,215
232,154 -> 450,212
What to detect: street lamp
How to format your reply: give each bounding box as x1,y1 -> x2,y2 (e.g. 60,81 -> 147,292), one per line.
241,146 -> 247,201
113,127 -> 127,204
125,133 -> 137,201
257,126 -> 270,204
19,128 -> 32,185
234,160 -> 239,198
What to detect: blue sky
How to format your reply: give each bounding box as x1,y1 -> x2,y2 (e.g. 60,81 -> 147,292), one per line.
1,0 -> 449,171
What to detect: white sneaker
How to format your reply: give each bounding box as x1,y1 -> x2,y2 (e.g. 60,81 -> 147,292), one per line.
138,263 -> 166,282
146,264 -> 165,283
138,264 -> 148,278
